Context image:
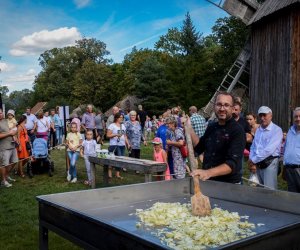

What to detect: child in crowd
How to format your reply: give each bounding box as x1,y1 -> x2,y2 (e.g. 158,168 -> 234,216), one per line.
80,130 -> 97,185
7,110 -> 18,145
66,122 -> 82,183
152,137 -> 170,180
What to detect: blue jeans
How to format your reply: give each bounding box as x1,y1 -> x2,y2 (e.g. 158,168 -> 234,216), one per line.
67,151 -> 79,178
108,145 -> 125,156
55,126 -> 63,145
47,131 -> 51,148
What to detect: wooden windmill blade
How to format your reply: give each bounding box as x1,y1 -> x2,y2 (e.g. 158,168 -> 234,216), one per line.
200,41 -> 251,120
206,0 -> 261,24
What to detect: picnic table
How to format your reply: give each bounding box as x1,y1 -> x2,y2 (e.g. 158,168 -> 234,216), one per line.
88,156 -> 167,188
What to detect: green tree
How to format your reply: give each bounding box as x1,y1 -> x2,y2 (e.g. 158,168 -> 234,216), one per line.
8,89 -> 34,116
180,12 -> 203,55
72,60 -> 115,111
154,28 -> 182,56
76,38 -> 112,64
33,38 -> 112,107
155,12 -> 203,56
211,16 -> 249,74
134,56 -> 173,114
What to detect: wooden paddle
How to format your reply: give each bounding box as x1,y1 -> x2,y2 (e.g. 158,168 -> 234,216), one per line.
184,119 -> 211,216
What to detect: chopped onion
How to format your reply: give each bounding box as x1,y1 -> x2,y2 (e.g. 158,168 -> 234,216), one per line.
135,202 -> 256,249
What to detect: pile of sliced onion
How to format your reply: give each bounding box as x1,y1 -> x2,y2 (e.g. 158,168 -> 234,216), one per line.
135,202 -> 256,249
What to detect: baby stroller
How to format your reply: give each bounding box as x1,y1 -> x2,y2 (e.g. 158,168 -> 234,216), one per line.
27,138 -> 54,177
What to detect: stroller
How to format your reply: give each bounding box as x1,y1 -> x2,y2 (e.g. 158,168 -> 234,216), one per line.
27,138 -> 54,177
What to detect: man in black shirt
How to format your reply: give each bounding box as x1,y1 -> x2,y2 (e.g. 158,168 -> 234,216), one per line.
137,105 -> 147,134
191,92 -> 246,183
232,101 -> 252,142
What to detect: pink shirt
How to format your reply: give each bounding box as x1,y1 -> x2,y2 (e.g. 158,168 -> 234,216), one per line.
154,149 -> 164,162
154,149 -> 170,180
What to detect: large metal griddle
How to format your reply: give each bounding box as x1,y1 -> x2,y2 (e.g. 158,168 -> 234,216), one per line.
37,178 -> 300,250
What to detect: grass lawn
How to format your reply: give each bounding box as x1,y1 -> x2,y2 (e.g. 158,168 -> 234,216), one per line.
0,143 -> 287,250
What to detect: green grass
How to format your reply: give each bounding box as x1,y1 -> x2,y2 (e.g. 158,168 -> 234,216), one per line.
0,143 -> 287,250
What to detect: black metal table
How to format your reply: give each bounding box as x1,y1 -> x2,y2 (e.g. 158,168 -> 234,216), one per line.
37,179 -> 300,250
88,156 -> 167,188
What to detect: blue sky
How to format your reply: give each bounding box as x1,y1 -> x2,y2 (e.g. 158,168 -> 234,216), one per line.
0,0 -> 227,92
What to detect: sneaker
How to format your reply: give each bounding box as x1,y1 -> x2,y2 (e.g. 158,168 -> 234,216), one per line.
67,172 -> 71,182
7,176 -> 16,182
1,181 -> 12,187
71,177 -> 77,183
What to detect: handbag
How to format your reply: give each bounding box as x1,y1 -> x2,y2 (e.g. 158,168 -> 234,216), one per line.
26,141 -> 31,151
180,143 -> 189,158
256,155 -> 277,169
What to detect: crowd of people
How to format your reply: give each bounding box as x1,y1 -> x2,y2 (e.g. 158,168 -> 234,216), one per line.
0,95 -> 299,194
0,107 -> 65,187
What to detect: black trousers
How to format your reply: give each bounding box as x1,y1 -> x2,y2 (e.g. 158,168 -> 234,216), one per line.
285,167 -> 300,193
49,128 -> 56,147
129,149 -> 140,159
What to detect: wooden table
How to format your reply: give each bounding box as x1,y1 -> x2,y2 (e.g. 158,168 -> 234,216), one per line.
88,156 -> 167,188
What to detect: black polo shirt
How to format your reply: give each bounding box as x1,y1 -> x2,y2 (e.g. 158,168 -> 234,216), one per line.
237,117 -> 251,135
194,117 -> 246,183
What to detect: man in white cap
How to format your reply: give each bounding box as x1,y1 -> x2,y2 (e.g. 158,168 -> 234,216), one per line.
248,106 -> 283,189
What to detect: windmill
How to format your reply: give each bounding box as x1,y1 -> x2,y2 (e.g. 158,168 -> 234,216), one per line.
201,0 -> 261,119
205,0 -> 300,131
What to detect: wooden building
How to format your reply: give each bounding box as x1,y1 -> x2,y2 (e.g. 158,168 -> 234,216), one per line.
248,0 -> 300,131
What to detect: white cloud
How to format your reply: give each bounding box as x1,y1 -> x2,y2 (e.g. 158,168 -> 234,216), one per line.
73,0 -> 91,9
0,62 -> 15,72
5,68 -> 36,83
10,27 -> 82,56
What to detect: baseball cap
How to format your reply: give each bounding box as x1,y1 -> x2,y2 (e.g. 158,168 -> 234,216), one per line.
7,109 -> 15,117
152,137 -> 162,144
258,106 -> 272,114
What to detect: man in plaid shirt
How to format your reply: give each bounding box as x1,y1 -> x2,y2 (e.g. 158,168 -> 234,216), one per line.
189,106 -> 206,137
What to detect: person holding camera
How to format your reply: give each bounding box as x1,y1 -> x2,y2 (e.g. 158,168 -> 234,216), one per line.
106,112 -> 129,179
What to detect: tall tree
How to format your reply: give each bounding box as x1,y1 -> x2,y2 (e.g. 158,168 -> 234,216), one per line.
33,38 -> 112,107
72,60 -> 115,111
154,28 -> 182,56
155,12 -> 203,56
8,89 -> 34,115
134,56 -> 173,114
76,38 -> 112,64
180,12 -> 203,55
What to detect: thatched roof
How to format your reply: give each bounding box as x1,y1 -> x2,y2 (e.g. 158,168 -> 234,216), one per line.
104,95 -> 142,117
31,102 -> 47,115
69,96 -> 142,119
249,0 -> 300,25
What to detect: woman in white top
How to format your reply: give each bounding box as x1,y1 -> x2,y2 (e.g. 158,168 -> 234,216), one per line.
106,112 -> 129,179
36,110 -> 50,141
